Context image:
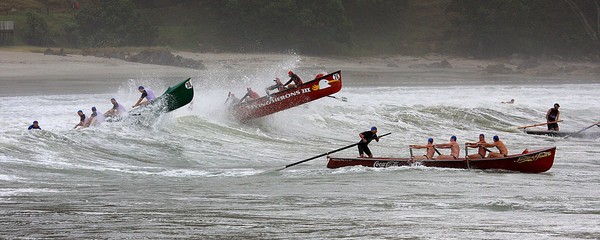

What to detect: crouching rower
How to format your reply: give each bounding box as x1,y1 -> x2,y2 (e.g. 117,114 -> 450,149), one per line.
358,126 -> 380,158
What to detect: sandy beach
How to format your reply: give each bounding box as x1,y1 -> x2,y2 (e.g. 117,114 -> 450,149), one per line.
1,50 -> 599,96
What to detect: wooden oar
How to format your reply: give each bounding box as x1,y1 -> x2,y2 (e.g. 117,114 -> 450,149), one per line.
278,132 -> 391,170
564,121 -> 600,139
326,95 -> 347,102
517,120 -> 563,129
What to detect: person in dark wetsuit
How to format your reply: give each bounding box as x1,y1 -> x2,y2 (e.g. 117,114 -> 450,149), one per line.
74,110 -> 86,129
283,71 -> 303,89
28,120 -> 41,130
546,103 -> 560,131
358,126 -> 380,158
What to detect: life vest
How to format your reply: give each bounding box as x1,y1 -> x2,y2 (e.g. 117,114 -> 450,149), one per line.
145,89 -> 156,101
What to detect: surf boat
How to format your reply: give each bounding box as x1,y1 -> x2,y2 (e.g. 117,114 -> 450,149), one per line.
327,146 -> 556,173
230,70 -> 342,121
129,78 -> 194,116
524,130 -> 600,138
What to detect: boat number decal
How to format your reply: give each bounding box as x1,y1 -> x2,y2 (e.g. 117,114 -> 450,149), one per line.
185,81 -> 193,89
373,161 -> 401,168
332,73 -> 340,80
515,151 -> 551,164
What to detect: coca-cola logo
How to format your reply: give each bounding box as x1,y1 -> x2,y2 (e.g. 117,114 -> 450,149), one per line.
373,161 -> 401,168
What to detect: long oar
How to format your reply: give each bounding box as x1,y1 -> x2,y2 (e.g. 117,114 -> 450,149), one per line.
224,92 -> 232,104
565,121 -> 600,139
326,95 -> 347,102
278,132 -> 391,170
517,120 -> 563,129
433,147 -> 442,155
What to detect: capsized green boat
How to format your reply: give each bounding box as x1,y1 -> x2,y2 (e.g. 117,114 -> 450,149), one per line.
160,78 -> 194,112
129,78 -> 194,116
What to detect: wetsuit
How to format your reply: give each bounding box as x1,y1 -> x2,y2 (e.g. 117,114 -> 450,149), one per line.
28,125 -> 41,130
358,130 -> 378,157
547,108 -> 559,130
284,73 -> 303,87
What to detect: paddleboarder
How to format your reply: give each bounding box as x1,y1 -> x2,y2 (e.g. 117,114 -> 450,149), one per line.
410,138 -> 435,160
546,103 -> 560,131
132,86 -> 156,108
283,70 -> 303,89
479,135 -> 508,158
28,120 -> 41,130
466,134 -> 487,159
358,126 -> 379,158
434,135 -> 460,160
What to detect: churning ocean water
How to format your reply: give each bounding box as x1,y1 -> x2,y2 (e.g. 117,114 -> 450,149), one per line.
1,62 -> 600,239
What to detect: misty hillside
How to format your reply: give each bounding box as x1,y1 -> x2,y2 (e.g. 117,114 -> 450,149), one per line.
1,0 -> 598,60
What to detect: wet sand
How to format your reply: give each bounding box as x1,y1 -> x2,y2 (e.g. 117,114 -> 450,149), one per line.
1,50 -> 599,96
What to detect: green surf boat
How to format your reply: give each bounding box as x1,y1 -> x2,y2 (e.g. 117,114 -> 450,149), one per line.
128,78 -> 194,116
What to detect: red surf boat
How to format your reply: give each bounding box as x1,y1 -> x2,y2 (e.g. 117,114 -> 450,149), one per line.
327,146 -> 556,173
230,70 -> 342,121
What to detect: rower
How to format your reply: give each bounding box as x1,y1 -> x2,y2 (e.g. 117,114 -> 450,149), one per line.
465,134 -> 487,159
358,126 -> 379,158
265,78 -> 285,96
283,70 -> 303,89
434,135 -> 460,160
479,135 -> 509,158
74,110 -> 86,129
132,86 -> 156,108
104,98 -> 127,117
546,103 -> 560,131
409,138 -> 435,160
239,87 -> 260,103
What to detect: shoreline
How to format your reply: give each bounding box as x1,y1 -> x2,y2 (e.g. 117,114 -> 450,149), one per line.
1,49 -> 599,96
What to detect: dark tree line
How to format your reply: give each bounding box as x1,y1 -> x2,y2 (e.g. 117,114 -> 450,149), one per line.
22,0 -> 600,59
445,0 -> 600,58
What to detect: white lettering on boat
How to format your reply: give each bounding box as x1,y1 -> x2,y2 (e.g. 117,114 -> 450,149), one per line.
373,161 -> 402,168
244,89 -> 305,110
515,151 -> 552,164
